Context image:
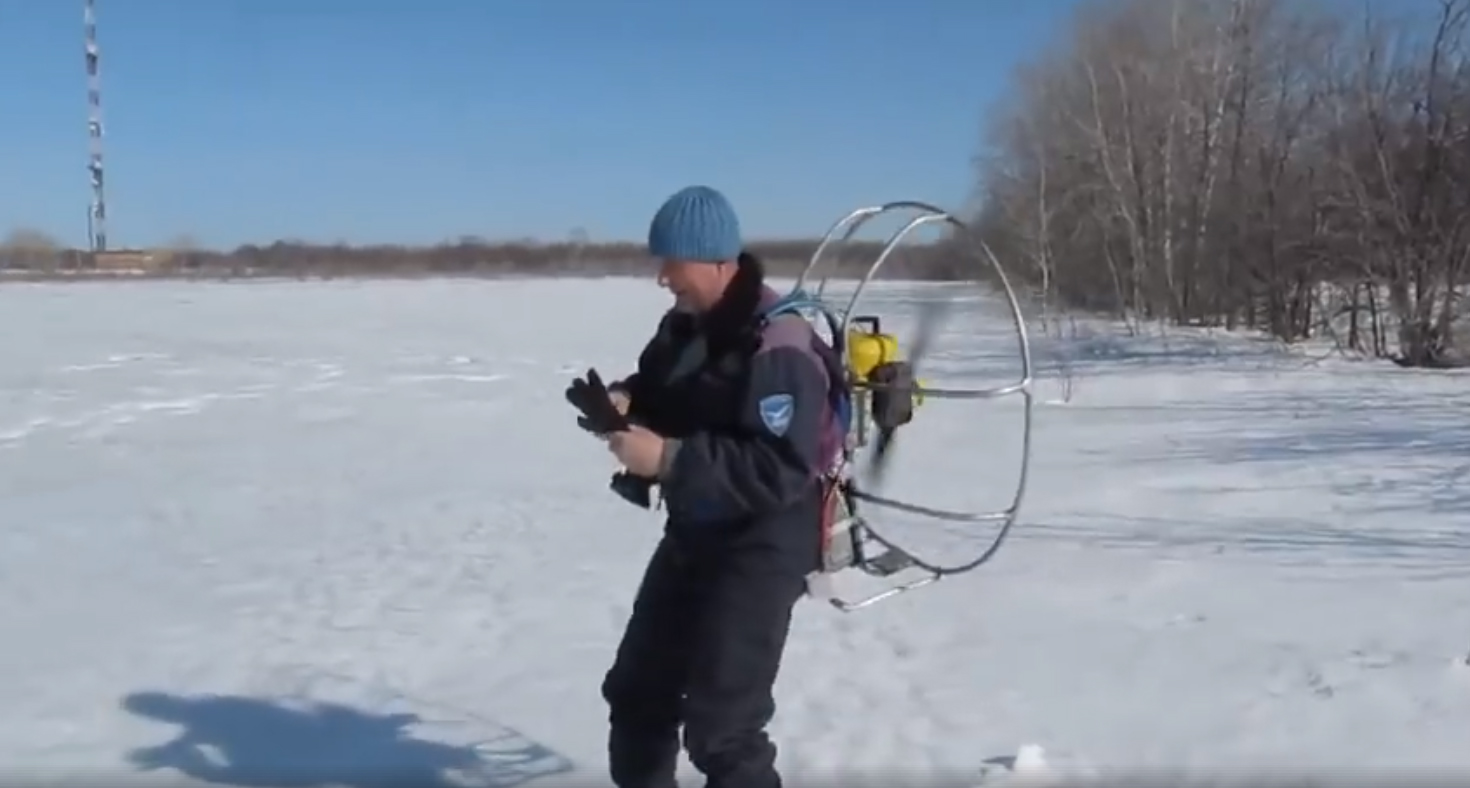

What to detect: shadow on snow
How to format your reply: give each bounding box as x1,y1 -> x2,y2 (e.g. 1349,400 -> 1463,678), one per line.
120,689 -> 574,788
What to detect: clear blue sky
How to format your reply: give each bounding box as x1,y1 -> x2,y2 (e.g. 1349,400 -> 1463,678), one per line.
1,0 -> 1079,249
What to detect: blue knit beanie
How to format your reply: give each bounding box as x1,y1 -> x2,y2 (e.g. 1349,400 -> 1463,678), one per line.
647,185 -> 742,262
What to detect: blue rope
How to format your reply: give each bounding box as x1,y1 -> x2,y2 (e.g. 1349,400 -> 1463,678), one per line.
761,288 -> 846,359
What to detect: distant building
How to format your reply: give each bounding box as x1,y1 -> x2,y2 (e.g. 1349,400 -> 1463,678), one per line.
91,249 -> 173,271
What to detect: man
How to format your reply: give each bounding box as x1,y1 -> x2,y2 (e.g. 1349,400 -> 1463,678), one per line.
594,185 -> 848,788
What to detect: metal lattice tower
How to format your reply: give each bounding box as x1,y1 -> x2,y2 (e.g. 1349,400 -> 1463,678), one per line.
84,0 -> 107,252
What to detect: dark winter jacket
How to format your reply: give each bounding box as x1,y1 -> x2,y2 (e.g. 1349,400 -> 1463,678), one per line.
613,255 -> 846,573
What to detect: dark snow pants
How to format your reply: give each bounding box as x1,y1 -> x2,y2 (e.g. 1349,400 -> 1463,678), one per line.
600,534 -> 808,788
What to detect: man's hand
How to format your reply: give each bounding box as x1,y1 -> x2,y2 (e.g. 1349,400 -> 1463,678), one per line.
609,388 -> 630,416
607,424 -> 668,478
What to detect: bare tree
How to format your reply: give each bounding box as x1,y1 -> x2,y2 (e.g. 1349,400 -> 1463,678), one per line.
0,227 -> 62,270
969,0 -> 1470,367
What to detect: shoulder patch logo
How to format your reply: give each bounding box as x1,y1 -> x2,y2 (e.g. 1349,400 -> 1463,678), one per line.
758,393 -> 795,436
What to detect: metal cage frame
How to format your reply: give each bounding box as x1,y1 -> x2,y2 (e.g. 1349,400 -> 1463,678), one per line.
792,201 -> 1035,611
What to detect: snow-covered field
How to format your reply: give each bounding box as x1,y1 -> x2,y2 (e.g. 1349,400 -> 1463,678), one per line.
2,276 -> 1469,787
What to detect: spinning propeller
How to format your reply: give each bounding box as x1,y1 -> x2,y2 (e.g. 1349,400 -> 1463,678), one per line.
864,298 -> 951,488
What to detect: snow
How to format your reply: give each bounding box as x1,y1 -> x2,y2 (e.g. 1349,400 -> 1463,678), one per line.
2,276 -> 1469,787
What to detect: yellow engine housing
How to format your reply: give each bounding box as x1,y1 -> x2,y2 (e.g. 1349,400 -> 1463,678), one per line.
846,329 -> 900,381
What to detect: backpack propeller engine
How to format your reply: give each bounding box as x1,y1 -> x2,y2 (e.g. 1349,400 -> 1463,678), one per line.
785,201 -> 1035,612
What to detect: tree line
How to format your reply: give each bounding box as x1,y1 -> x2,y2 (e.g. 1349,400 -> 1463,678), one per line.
968,0 -> 1470,367
0,229 -> 956,282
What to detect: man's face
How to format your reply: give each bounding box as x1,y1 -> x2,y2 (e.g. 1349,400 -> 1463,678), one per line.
657,259 -> 734,313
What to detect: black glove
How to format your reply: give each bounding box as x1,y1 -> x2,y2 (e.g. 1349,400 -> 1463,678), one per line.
564,368 -> 630,435
609,471 -> 654,508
